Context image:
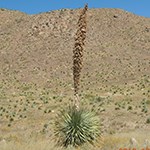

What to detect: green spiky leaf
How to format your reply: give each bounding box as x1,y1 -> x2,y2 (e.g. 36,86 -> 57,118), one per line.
54,106 -> 101,147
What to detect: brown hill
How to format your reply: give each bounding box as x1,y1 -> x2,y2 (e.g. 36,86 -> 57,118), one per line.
0,8 -> 150,88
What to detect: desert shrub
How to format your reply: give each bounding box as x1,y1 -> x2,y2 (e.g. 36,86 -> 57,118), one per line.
127,105 -> 132,110
146,117 -> 150,124
0,8 -> 5,11
54,106 -> 100,147
142,105 -> 148,113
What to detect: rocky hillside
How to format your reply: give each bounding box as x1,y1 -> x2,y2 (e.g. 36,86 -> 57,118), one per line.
0,8 -> 150,89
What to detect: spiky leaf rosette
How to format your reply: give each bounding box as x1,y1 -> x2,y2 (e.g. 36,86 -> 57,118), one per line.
54,106 -> 100,147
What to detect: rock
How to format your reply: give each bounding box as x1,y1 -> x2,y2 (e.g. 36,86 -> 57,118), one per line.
0,139 -> 6,147
129,137 -> 138,147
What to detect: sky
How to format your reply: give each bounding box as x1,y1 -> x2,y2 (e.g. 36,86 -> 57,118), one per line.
0,0 -> 150,18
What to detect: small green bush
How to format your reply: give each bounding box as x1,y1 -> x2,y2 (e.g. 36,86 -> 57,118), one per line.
54,106 -> 100,147
127,105 -> 132,110
146,117 -> 150,124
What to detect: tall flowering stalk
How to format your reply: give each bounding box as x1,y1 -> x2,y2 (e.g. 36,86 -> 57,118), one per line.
73,4 -> 88,109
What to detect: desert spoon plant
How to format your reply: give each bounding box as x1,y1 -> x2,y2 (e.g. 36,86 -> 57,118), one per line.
54,4 -> 101,147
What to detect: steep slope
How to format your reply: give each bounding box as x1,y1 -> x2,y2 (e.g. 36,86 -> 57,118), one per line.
0,8 -> 150,89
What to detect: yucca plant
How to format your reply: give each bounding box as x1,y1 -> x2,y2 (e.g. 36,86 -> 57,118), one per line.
54,106 -> 100,147
54,4 -> 101,148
